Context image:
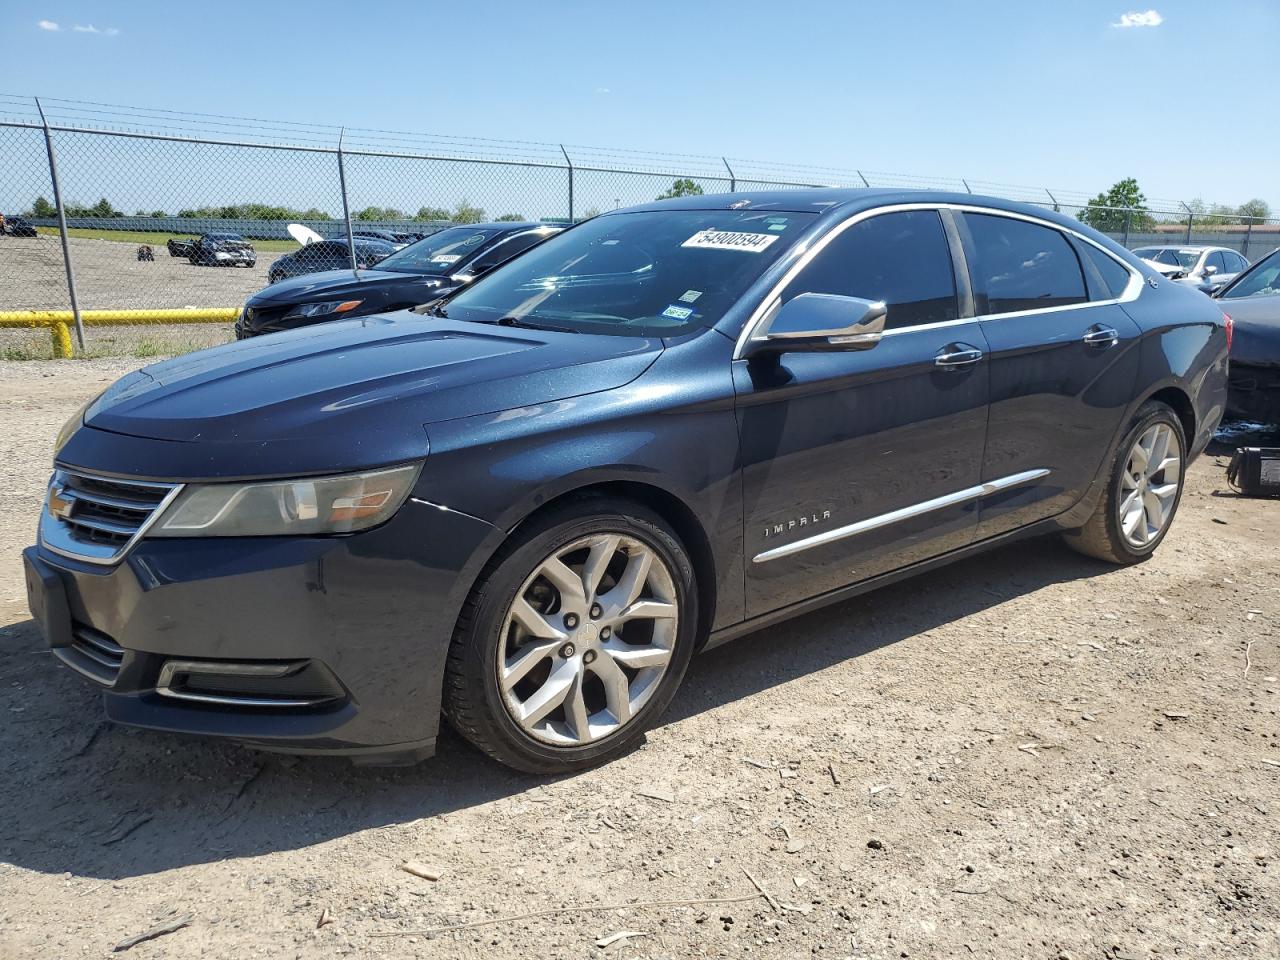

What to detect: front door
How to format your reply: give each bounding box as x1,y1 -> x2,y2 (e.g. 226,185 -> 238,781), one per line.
956,211 -> 1143,538
735,209 -> 991,620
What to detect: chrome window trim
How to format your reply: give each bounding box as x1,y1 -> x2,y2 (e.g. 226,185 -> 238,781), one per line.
752,468 -> 1050,564
40,469 -> 184,567
733,203 -> 1143,359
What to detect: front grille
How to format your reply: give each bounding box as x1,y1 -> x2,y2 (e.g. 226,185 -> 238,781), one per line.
40,469 -> 181,565
54,621 -> 125,686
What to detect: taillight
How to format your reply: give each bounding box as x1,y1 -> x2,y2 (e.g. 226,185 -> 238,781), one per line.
1222,312 -> 1234,352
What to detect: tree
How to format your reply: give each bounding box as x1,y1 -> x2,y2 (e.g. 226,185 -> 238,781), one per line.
150,210 -> 167,219
578,206 -> 602,220
1238,198 -> 1271,224
1078,177 -> 1154,232
29,196 -> 56,217
451,199 -> 485,224
414,206 -> 451,222
494,212 -> 526,221
356,206 -> 405,221
656,178 -> 704,200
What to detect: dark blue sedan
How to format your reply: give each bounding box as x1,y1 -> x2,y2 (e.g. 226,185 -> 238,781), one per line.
26,189 -> 1228,773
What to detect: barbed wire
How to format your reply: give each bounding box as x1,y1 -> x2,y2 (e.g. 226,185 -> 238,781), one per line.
0,91 -> 1258,214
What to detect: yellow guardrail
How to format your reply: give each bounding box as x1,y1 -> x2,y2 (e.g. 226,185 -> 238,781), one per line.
0,308 -> 238,358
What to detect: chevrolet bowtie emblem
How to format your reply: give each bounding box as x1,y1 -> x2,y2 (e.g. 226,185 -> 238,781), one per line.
48,486 -> 75,520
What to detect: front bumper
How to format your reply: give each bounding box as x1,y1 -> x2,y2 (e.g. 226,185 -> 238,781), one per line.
25,497 -> 496,761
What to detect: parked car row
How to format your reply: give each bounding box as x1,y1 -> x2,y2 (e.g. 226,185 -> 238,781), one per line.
238,222 -> 559,337
28,189 -> 1231,773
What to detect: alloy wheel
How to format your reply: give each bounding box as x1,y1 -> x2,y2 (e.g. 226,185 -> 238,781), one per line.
497,534 -> 678,747
1118,422 -> 1182,549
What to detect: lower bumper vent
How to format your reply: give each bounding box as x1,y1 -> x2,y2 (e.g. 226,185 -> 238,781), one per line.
54,622 -> 125,686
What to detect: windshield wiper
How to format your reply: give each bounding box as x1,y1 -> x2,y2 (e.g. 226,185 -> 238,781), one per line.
485,316 -> 576,333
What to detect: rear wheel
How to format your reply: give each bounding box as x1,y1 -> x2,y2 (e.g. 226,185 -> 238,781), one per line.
443,498 -> 697,773
1064,401 -> 1186,564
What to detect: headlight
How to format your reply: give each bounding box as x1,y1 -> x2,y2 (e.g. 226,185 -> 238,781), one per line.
53,393 -> 102,457
150,464 -> 421,538
284,299 -> 363,320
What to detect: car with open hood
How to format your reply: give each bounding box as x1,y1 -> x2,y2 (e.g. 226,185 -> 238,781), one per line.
25,189 -> 1228,773
1132,244 -> 1248,293
236,222 -> 558,338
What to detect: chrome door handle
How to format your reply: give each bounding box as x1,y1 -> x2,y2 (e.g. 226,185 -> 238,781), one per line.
935,344 -> 984,368
1082,325 -> 1119,347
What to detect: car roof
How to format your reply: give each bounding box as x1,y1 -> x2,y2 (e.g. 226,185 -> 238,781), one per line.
613,188 -> 1103,232
1134,244 -> 1224,252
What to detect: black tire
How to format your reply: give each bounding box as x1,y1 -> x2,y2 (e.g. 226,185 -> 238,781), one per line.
443,497 -> 698,774
1063,401 -> 1187,564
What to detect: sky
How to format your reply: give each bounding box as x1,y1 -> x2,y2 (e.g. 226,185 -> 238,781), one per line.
2,0 -> 1277,212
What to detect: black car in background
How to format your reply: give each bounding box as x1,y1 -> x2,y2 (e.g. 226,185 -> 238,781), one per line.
1214,247 -> 1280,425
265,238 -> 395,286
239,223 -> 558,338
189,232 -> 256,267
4,216 -> 38,237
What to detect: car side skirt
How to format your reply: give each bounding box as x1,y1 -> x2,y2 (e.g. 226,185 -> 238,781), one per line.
702,517 -> 1061,651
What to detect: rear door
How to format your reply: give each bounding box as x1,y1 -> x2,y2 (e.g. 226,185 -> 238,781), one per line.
957,211 -> 1142,538
735,208 -> 991,618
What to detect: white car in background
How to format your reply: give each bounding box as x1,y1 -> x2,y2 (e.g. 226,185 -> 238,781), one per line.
1132,245 -> 1249,292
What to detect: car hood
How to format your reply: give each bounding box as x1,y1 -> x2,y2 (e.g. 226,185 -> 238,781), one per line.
64,314 -> 662,480
1224,295 -> 1280,367
1142,259 -> 1184,277
251,268 -> 450,303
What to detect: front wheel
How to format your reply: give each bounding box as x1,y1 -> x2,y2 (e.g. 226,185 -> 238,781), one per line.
443,498 -> 697,773
1064,401 -> 1186,564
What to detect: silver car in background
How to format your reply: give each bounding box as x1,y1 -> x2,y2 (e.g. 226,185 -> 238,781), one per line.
1133,244 -> 1249,293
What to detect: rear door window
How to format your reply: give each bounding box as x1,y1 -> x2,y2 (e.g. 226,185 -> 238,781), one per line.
1080,243 -> 1133,299
965,213 -> 1087,314
783,210 -> 959,330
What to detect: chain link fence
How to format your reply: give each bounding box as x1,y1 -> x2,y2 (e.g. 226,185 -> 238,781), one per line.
2,94 -> 1276,359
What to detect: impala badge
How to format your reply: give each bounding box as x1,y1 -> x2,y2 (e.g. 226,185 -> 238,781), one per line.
763,509 -> 832,539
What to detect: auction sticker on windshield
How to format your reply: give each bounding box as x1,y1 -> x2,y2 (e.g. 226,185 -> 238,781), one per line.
681,229 -> 779,253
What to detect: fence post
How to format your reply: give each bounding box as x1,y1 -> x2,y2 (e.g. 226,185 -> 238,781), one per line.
1243,219 -> 1253,258
722,157 -> 736,192
1179,201 -> 1193,244
1122,207 -> 1131,247
560,145 -> 574,223
1045,189 -> 1059,212
35,98 -> 84,352
337,128 -> 357,274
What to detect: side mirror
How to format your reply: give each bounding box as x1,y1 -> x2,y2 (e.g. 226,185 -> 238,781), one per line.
744,292 -> 886,360
1203,264 -> 1219,276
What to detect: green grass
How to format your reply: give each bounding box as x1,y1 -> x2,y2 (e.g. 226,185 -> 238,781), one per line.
35,226 -> 300,252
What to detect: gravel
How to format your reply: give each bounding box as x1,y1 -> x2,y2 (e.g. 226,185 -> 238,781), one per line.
1,360 -> 1277,959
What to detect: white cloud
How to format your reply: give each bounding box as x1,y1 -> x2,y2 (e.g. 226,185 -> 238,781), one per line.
595,87 -> 611,95
1112,9 -> 1164,28
37,19 -> 60,31
73,24 -> 120,35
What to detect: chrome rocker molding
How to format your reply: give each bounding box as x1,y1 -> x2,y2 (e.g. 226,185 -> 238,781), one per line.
753,469 -> 1051,564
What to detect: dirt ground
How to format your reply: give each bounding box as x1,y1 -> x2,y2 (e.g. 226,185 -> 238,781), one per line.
0,359 -> 1277,960
0,234 -> 286,312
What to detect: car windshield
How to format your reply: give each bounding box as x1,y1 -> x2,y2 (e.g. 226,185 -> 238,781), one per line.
1143,248 -> 1200,268
1220,250 -> 1280,300
374,227 -> 503,274
440,210 -> 815,336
